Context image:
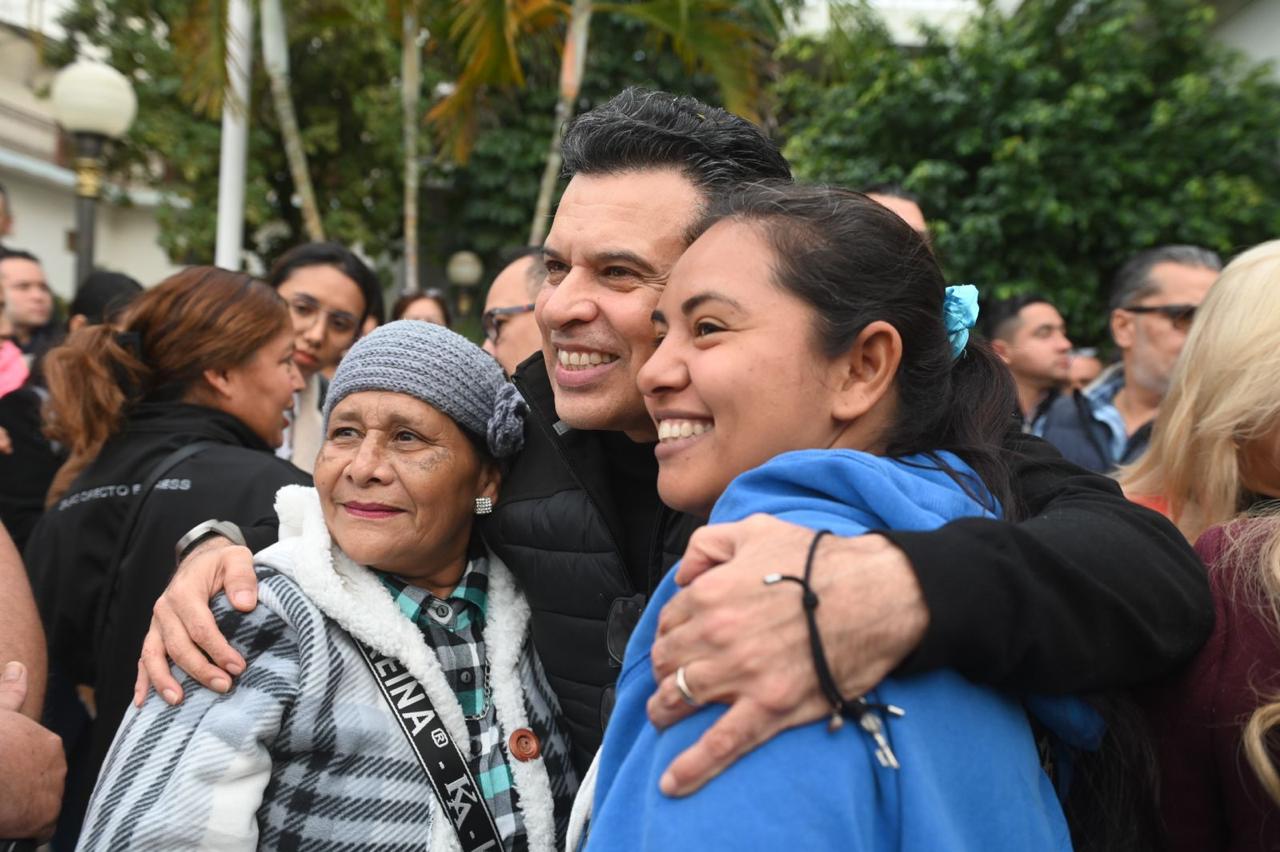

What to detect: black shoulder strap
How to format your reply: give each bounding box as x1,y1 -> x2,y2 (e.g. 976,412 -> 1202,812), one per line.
92,440 -> 220,648
353,639 -> 503,852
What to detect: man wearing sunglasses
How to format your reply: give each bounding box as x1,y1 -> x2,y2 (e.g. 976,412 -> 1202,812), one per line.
481,247 -> 544,374
1037,244 -> 1221,472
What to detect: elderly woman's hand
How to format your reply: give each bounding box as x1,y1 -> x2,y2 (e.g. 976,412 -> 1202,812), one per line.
134,538 -> 258,706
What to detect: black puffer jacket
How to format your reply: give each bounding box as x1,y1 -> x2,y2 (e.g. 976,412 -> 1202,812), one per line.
24,402 -> 309,843
480,356 -> 1211,777
481,356 -> 699,772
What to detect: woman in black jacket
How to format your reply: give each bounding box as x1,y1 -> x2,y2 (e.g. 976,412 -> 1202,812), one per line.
24,266 -> 309,847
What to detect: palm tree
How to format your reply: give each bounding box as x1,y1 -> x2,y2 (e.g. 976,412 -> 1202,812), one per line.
261,0 -> 324,240
525,0 -> 790,244
399,0 -> 423,293
528,0 -> 592,246
172,0 -> 325,244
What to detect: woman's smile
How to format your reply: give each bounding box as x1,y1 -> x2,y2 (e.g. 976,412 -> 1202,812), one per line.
341,501 -> 406,520
653,415 -> 715,460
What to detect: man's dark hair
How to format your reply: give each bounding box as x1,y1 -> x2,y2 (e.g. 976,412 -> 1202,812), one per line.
268,242 -> 385,326
0,248 -> 40,265
560,87 -> 791,200
1110,245 -> 1222,311
69,270 -> 144,326
861,182 -> 922,206
981,293 -> 1055,342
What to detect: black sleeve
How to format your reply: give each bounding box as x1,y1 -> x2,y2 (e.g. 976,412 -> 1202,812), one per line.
241,517 -> 282,553
881,429 -> 1212,693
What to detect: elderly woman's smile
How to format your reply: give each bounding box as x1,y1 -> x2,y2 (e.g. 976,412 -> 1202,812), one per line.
341,501 -> 407,519
314,390 -> 500,594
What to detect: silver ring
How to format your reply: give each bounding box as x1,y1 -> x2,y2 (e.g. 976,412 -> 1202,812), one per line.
675,666 -> 700,707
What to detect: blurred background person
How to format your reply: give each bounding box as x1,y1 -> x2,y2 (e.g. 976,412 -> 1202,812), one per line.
0,258 -> 123,551
0,270 -> 142,552
983,293 -> 1072,427
1067,348 -> 1104,390
482,247 -> 544,375
1120,240 -> 1280,850
1036,245 -> 1221,472
66,270 -> 143,333
862,182 -> 928,236
24,267 -> 310,847
390,287 -> 451,327
268,242 -> 384,474
0,248 -> 59,363
0,275 -> 27,397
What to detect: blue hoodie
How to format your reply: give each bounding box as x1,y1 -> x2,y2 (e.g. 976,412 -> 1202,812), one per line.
586,449 -> 1102,851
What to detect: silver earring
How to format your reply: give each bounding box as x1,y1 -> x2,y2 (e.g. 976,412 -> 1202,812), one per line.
474,496 -> 493,515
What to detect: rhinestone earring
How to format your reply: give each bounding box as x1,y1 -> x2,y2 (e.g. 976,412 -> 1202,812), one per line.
474,496 -> 493,515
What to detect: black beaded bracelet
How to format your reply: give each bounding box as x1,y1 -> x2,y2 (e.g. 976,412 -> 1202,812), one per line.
764,529 -> 906,768
765,530 -> 850,728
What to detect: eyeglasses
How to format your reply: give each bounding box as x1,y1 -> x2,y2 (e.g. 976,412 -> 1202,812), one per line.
1120,303 -> 1198,332
287,294 -> 358,336
482,303 -> 535,343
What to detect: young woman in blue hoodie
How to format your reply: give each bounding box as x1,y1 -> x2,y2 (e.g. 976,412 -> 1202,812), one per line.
577,183 -> 1100,850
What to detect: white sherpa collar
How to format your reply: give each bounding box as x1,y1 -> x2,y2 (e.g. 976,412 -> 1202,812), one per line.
256,484 -> 558,852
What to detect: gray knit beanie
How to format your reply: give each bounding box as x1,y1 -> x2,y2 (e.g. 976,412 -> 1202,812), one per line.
323,320 -> 526,458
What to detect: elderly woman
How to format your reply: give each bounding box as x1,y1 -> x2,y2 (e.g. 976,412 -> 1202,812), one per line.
78,322 -> 577,851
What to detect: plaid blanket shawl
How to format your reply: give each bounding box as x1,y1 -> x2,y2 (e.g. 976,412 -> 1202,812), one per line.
80,485 -> 576,851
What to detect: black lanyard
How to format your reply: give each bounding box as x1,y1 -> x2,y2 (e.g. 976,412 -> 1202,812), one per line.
353,639 -> 503,852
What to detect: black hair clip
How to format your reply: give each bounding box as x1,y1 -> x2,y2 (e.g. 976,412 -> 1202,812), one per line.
115,331 -> 143,359
112,331 -> 145,400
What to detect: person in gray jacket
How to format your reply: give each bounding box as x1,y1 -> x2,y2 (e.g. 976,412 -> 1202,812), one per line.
80,322 -> 576,851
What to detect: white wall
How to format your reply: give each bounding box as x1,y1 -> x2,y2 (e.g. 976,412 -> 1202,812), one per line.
1213,0 -> 1280,77
2,161 -> 182,301
1,23 -> 181,300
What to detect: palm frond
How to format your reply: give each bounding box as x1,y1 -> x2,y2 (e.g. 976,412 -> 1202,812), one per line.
170,0 -> 231,119
597,0 -> 784,120
427,0 -> 568,162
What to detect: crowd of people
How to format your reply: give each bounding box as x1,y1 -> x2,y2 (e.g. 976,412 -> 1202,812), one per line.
0,86 -> 1277,851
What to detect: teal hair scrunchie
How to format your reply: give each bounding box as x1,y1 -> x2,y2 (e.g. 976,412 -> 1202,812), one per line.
943,284 -> 980,360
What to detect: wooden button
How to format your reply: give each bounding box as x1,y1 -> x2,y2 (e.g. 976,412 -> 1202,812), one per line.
509,728 -> 541,761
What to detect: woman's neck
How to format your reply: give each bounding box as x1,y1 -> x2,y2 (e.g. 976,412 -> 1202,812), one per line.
395,549 -> 471,599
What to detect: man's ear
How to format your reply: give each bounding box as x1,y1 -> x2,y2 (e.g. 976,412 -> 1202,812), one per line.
1110,308 -> 1134,350
990,337 -> 1013,365
831,320 -> 902,422
68,314 -> 88,333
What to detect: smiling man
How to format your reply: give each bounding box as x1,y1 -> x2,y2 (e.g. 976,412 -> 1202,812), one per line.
145,88 -> 1210,804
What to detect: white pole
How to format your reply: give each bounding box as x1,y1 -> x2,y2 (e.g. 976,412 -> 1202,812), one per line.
215,0 -> 254,269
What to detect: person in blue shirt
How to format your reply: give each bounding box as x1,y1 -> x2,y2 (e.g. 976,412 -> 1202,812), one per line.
1035,245 -> 1220,472
577,182 -> 1101,851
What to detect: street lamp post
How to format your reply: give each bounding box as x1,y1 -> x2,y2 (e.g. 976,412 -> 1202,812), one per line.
50,61 -> 138,290
446,250 -> 484,320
